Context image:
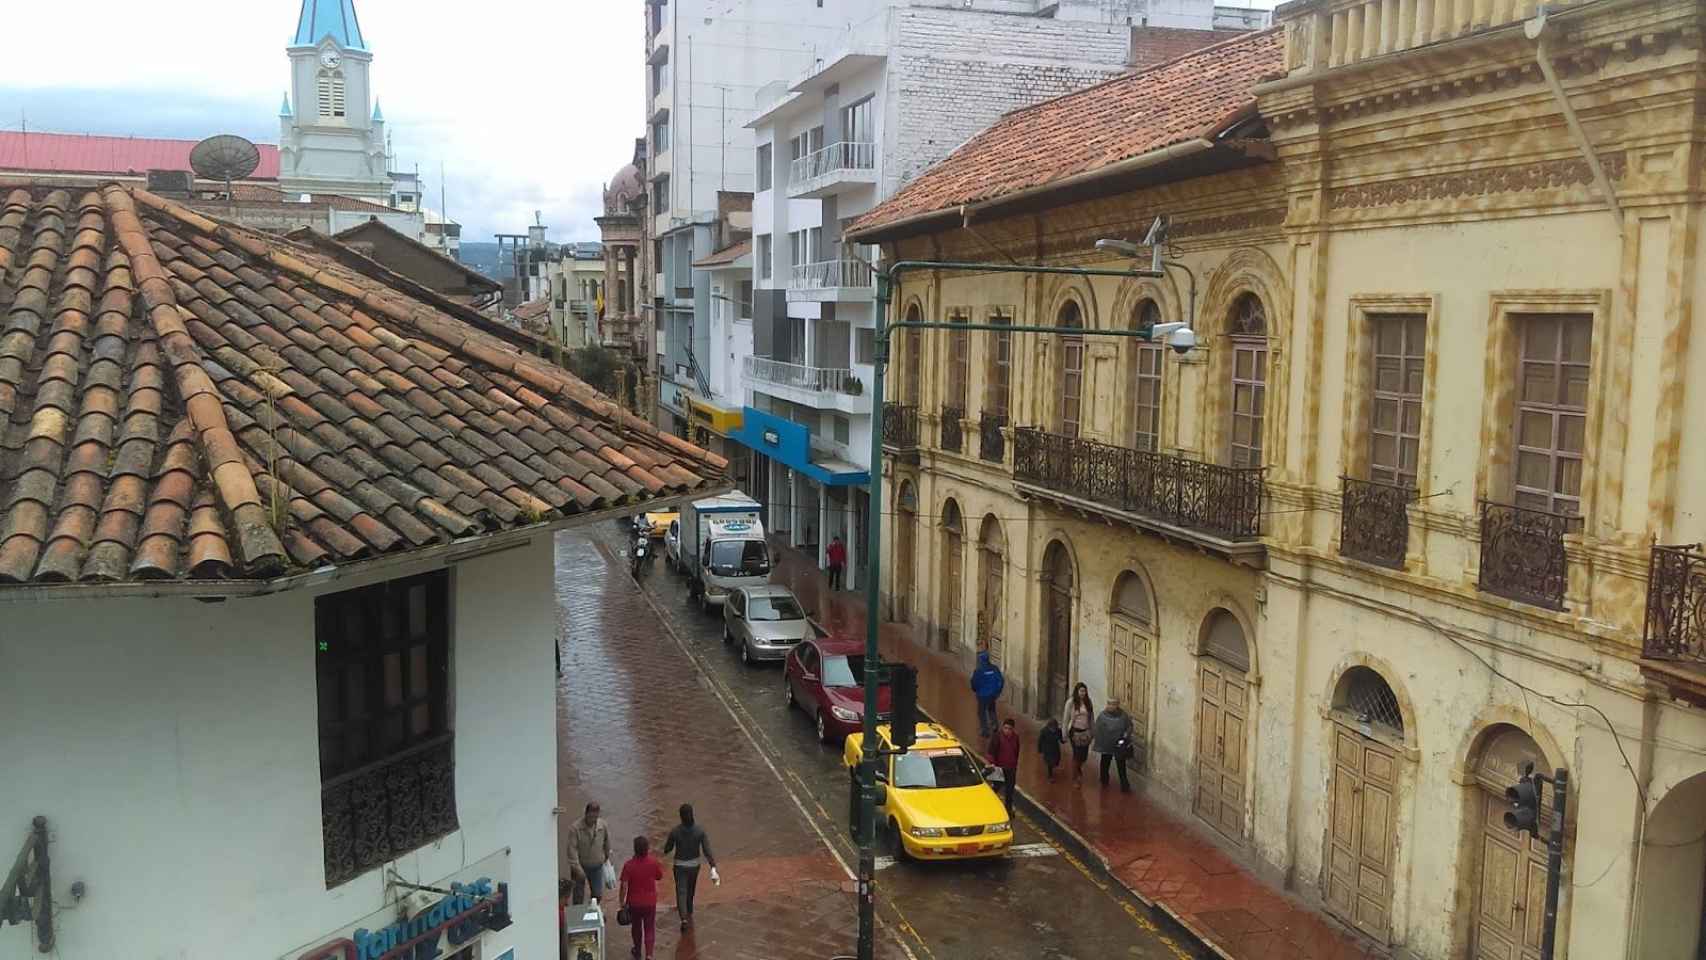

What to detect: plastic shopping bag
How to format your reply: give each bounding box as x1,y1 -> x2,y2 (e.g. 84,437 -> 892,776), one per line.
602,862 -> 617,889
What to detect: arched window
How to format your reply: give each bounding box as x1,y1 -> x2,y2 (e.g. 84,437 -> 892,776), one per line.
317,71 -> 347,119
1132,298 -> 1164,452
1201,608 -> 1249,672
1228,292 -> 1267,468
903,303 -> 922,405
1057,299 -> 1085,437
1331,666 -> 1404,739
1111,571 -> 1153,627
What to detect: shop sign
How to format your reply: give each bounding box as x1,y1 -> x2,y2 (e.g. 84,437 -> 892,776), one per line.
762,429 -> 780,446
286,855 -> 511,960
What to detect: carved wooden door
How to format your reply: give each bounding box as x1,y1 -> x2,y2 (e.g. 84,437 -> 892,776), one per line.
1109,618 -> 1151,766
1324,727 -> 1397,944
1471,788 -> 1548,960
1044,579 -> 1072,718
940,529 -> 962,650
1194,659 -> 1247,840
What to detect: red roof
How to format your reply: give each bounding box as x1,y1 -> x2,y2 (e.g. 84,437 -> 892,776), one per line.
0,131 -> 281,179
849,28 -> 1282,237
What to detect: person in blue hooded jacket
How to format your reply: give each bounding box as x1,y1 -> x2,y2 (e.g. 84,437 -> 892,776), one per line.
970,651 -> 1005,738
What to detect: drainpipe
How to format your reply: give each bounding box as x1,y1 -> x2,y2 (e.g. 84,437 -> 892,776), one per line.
1526,8 -> 1625,235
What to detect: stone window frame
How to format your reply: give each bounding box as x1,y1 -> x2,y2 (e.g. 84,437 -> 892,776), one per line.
1339,294 -> 1440,488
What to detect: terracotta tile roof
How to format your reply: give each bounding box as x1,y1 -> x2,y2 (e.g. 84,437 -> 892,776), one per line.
0,131 -> 281,180
511,298 -> 550,323
0,184 -> 724,587
693,238 -> 751,268
848,28 -> 1283,237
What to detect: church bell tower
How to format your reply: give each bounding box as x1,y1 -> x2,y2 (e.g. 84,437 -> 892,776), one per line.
278,0 -> 391,204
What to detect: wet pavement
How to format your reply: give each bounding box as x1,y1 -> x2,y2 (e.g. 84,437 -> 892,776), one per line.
556,524 -> 1207,960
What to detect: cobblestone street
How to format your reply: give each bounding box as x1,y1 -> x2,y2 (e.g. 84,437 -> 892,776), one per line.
554,526 -> 1207,960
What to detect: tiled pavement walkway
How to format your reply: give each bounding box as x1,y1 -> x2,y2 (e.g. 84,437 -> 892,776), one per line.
772,544 -> 1382,960
555,530 -> 904,960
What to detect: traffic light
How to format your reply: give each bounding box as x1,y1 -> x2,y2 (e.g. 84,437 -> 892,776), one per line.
889,663 -> 918,750
1504,763 -> 1540,835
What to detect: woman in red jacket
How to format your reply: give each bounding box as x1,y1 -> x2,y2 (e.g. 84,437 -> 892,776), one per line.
618,835 -> 665,960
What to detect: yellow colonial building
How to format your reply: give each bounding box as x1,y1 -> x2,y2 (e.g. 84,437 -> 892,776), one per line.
849,0 -> 1706,956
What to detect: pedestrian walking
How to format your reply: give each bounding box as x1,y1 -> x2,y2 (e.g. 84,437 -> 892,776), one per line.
970,651 -> 1005,738
564,802 -> 612,906
1038,717 -> 1065,781
988,717 -> 1021,812
1093,698 -> 1137,793
1063,682 -> 1095,783
826,534 -> 847,592
662,803 -> 719,932
618,835 -> 663,960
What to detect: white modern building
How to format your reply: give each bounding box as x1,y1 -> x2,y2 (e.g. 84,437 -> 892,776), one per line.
734,0 -> 1265,588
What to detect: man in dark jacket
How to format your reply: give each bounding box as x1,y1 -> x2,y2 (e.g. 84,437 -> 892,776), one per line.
970,651 -> 1005,737
987,718 -> 1021,812
1092,699 -> 1137,793
662,803 -> 718,932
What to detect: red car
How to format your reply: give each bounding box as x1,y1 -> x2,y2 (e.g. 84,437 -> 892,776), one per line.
783,636 -> 893,743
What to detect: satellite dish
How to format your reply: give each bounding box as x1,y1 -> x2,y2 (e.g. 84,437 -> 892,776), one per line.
190,134 -> 261,182
190,134 -> 261,218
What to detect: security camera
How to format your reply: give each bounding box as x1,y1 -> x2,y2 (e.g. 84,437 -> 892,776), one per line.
1167,326 -> 1197,355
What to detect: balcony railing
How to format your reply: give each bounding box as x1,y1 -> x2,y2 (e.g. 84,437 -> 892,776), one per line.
789,258 -> 874,290
743,356 -> 857,394
1644,544 -> 1706,663
1477,501 -> 1578,611
321,735 -> 458,888
979,412 -> 1007,464
789,140 -> 876,186
940,405 -> 965,454
1340,477 -> 1413,569
1012,428 -> 1263,541
883,404 -> 919,450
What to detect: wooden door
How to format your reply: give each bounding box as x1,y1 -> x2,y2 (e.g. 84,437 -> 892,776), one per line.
1194,658 -> 1248,840
1325,726 -> 1398,943
895,506 -> 915,621
941,530 -> 962,651
1471,787 -> 1549,960
977,548 -> 1005,665
1109,618 -> 1152,765
1044,580 -> 1072,718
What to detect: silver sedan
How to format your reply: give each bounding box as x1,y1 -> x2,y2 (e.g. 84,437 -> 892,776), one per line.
723,585 -> 811,665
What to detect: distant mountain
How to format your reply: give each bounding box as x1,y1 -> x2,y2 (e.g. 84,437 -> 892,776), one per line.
457,241 -> 500,277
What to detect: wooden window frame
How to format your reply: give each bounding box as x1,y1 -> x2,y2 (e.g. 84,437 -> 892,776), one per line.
1057,300 -> 1085,438
1132,299 -> 1164,453
1369,314 -> 1427,489
1513,314 -> 1592,516
946,308 -> 970,410
985,308 -> 1012,419
1226,292 -> 1268,469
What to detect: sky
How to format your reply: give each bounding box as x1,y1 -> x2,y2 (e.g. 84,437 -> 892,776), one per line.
0,1 -> 639,244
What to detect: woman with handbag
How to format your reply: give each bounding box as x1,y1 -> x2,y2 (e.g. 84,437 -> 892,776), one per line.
1093,698 -> 1137,793
618,835 -> 664,960
1062,682 -> 1095,783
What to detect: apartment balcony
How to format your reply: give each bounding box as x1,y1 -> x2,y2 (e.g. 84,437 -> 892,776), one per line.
1641,544 -> 1706,705
978,411 -> 1007,465
1339,477 -> 1414,570
939,405 -> 965,454
743,356 -> 867,415
786,258 -> 874,304
1477,501 -> 1578,611
786,141 -> 878,200
881,403 -> 920,462
1012,427 -> 1265,559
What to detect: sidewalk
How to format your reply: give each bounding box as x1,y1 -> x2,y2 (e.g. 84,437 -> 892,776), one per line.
772,543 -> 1382,960
556,531 -> 904,960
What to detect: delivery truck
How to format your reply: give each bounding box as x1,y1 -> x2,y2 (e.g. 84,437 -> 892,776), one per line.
667,492 -> 771,611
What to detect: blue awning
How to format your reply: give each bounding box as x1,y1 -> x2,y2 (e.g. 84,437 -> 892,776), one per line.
730,406 -> 869,486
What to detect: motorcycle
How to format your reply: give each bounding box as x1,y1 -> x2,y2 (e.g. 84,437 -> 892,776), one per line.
630,519 -> 654,581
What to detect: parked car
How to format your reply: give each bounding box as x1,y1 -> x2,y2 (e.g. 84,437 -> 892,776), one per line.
641,508 -> 677,539
842,723 -> 1013,861
722,585 -> 810,665
783,636 -> 893,743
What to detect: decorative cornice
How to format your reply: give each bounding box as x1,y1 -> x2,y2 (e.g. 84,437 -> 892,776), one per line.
1328,152 -> 1628,211
1172,207 -> 1289,238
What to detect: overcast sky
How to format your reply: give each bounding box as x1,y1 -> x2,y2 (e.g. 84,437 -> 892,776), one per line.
0,1 -> 639,244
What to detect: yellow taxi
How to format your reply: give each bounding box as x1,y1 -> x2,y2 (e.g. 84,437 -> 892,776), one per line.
843,722 -> 1013,860
641,509 -> 677,539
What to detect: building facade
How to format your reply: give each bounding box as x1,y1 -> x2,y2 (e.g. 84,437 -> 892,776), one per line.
851,0 -> 1706,955
740,0 -> 1262,591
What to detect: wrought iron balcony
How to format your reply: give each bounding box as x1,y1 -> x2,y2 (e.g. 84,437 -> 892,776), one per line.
1644,544 -> 1706,663
321,735 -> 458,888
1012,427 -> 1264,542
787,141 -> 878,198
743,356 -> 857,394
882,403 -> 919,450
979,411 -> 1007,464
1477,501 -> 1578,610
940,405 -> 965,453
1340,477 -> 1413,569
788,258 -> 874,291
